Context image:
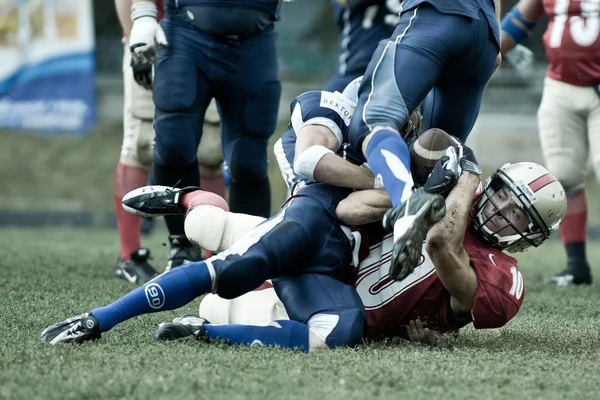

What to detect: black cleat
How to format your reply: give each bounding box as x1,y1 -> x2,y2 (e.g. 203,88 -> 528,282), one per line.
546,263 -> 593,286
383,188 -> 446,281
115,248 -> 159,284
155,314 -> 208,341
166,234 -> 204,271
41,313 -> 102,345
122,185 -> 200,217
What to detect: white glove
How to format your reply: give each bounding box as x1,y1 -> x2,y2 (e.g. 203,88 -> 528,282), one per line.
504,44 -> 534,72
129,1 -> 168,89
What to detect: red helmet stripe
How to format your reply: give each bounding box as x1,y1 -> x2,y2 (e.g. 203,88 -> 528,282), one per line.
529,173 -> 557,192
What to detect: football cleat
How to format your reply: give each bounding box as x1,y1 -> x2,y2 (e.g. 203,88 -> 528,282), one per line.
383,188 -> 446,281
546,264 -> 593,286
155,314 -> 208,341
122,185 -> 200,217
115,248 -> 159,284
165,234 -> 204,271
41,313 -> 102,345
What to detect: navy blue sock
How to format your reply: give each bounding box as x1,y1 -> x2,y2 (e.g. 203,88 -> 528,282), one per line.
91,261 -> 212,331
365,129 -> 413,207
204,320 -> 310,352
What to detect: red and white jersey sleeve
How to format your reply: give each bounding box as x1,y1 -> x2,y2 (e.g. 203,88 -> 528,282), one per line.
463,233 -> 524,329
542,0 -> 600,86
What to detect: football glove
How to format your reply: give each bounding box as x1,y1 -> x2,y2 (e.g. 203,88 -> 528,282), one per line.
504,44 -> 534,73
129,1 -> 168,89
423,146 -> 462,196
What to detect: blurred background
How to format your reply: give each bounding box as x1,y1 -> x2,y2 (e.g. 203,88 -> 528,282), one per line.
1,0 -> 598,229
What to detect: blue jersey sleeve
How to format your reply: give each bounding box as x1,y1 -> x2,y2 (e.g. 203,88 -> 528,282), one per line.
289,90 -> 356,149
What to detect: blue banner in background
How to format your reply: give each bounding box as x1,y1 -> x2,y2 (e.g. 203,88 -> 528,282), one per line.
0,0 -> 96,135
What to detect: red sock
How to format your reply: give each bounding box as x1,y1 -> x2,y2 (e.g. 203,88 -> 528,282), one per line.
559,190 -> 587,244
180,189 -> 229,212
201,173 -> 226,199
114,162 -> 149,261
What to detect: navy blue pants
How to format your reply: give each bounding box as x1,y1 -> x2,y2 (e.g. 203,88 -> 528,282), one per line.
152,10 -> 281,192
349,4 -> 499,150
207,183 -> 365,347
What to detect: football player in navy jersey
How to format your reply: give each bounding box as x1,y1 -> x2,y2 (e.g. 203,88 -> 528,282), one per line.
127,0 -> 283,270
347,0 -> 503,278
324,0 -> 399,92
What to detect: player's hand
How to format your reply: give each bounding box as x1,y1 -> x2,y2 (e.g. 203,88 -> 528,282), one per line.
423,146 -> 461,196
504,44 -> 533,73
406,319 -> 441,345
129,1 -> 168,90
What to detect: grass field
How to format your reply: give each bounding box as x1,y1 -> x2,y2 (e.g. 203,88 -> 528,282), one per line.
1,226 -> 600,400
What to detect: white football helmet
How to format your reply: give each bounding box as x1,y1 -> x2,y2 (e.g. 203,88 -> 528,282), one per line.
341,76 -> 363,105
472,162 -> 567,253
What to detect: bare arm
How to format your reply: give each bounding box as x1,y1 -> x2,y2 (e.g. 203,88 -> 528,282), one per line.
295,125 -> 376,190
336,189 -> 391,225
115,0 -> 133,38
425,172 -> 481,314
500,0 -> 545,54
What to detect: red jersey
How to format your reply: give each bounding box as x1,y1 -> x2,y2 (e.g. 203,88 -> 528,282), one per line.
542,0 -> 600,86
352,223 -> 524,340
157,0 -> 165,21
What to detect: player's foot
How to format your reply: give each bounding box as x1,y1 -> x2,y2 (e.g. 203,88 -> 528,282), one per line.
546,263 -> 593,286
115,248 -> 159,284
383,188 -> 446,281
41,313 -> 102,345
166,234 -> 204,271
155,314 -> 208,341
122,185 -> 200,217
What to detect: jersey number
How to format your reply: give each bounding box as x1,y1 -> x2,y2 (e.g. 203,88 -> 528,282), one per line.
362,0 -> 403,29
549,0 -> 600,48
509,267 -> 524,300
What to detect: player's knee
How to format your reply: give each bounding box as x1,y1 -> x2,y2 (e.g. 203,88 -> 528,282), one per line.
153,130 -> 198,166
308,309 -> 365,350
135,120 -> 154,167
545,159 -> 585,192
228,141 -> 269,183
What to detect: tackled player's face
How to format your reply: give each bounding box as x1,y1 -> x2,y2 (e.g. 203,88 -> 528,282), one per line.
481,187 -> 530,238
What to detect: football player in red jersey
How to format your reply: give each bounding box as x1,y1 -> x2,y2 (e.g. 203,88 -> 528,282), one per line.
112,0 -> 225,284
500,0 -> 600,285
194,160 -> 567,342
41,80 -> 566,349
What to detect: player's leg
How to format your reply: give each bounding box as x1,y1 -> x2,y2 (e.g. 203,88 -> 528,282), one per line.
114,40 -> 158,284
197,99 -> 226,198
419,16 -> 498,142
41,192 -> 348,344
152,15 -> 213,269
156,273 -> 365,352
537,78 -> 591,285
216,26 -> 281,217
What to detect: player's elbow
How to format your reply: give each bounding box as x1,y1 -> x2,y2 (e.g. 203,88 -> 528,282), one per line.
425,235 -> 454,256
336,200 -> 362,225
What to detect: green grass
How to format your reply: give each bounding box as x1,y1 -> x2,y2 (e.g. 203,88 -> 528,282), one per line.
1,227 -> 600,400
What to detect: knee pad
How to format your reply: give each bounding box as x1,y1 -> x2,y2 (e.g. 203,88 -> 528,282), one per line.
199,287 -> 288,325
184,205 -> 265,252
543,152 -> 586,192
308,308 -> 365,349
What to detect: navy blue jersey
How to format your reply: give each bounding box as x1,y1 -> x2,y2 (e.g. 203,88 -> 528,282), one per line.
168,0 -> 282,19
401,0 -> 499,44
274,90 -> 363,193
332,0 -> 400,77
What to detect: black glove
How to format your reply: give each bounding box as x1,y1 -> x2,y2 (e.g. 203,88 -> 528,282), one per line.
130,53 -> 153,90
423,146 -> 461,196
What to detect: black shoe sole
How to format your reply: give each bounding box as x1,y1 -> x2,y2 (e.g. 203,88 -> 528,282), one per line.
155,323 -> 197,341
389,196 -> 446,281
